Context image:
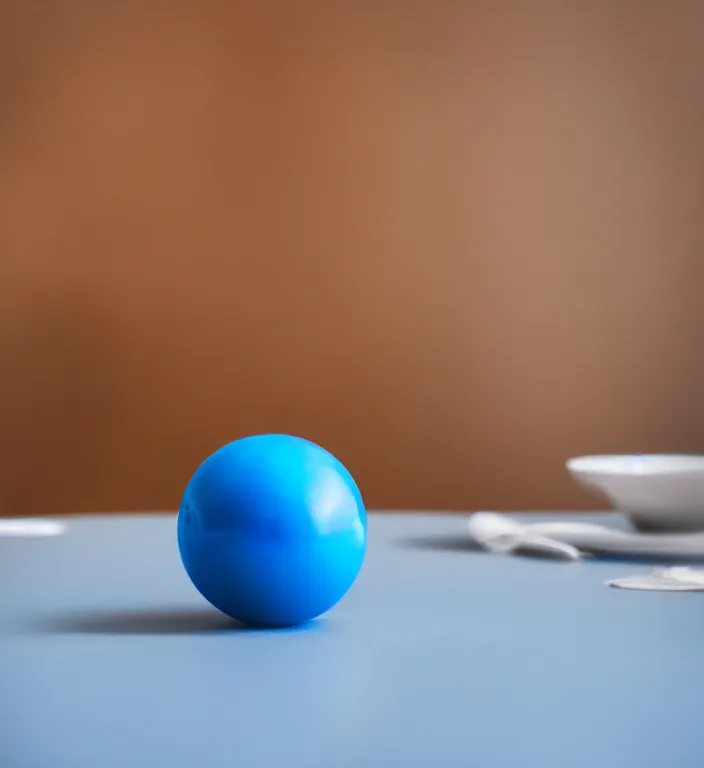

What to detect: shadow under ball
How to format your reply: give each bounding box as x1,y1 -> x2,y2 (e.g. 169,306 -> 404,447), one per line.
177,434 -> 367,627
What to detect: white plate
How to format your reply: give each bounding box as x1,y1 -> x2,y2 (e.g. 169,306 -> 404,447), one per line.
0,519 -> 66,537
567,454 -> 704,532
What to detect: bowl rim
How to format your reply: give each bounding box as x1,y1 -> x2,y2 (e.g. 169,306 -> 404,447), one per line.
566,454 -> 704,477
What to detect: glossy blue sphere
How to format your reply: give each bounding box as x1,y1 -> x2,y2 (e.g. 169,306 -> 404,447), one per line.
177,434 -> 367,627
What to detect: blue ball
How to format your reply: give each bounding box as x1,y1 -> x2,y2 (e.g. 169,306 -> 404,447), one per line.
177,434 -> 367,627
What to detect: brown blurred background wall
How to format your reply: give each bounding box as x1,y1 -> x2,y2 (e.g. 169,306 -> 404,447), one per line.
1,1 -> 703,516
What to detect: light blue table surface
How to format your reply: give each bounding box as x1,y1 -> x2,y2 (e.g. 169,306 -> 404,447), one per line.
1,513 -> 702,768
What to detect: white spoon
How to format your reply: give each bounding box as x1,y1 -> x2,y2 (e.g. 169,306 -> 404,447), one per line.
467,512 -> 583,560
468,512 -> 704,559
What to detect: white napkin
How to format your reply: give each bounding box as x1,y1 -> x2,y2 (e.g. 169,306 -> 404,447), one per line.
607,567 -> 704,591
467,512 -> 704,561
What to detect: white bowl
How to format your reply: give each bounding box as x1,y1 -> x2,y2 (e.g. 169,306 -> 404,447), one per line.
567,454 -> 704,532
